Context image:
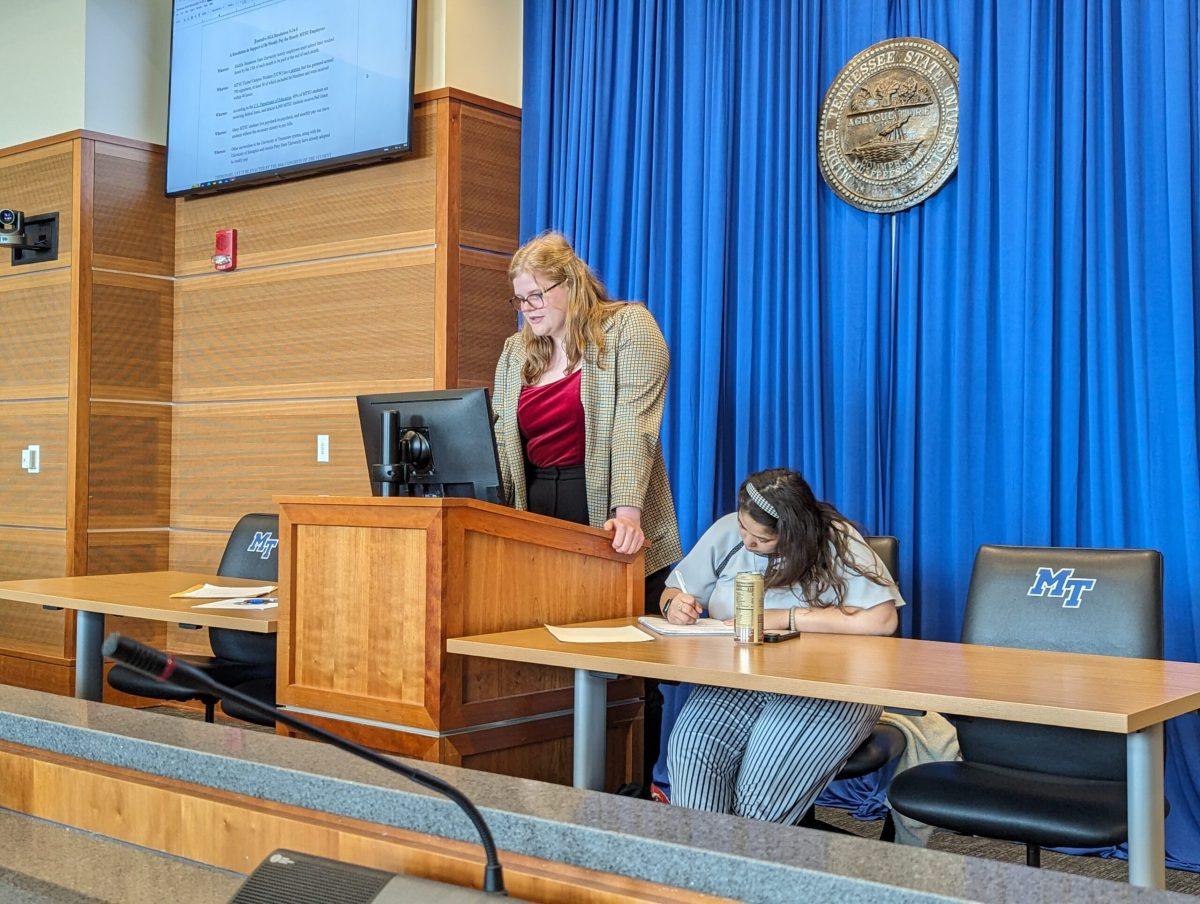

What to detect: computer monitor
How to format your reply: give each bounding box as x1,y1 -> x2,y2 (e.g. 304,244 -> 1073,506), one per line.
356,388 -> 502,502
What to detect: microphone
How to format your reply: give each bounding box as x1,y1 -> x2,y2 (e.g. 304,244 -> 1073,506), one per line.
101,633 -> 507,896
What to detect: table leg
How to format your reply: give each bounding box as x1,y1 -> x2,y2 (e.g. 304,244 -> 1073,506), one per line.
573,669 -> 613,790
74,611 -> 106,702
1127,723 -> 1165,888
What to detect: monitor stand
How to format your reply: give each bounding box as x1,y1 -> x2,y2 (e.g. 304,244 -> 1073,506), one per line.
371,410 -> 435,497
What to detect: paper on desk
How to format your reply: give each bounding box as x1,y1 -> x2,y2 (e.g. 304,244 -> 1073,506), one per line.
171,583 -> 277,599
545,624 -> 653,643
192,598 -> 278,610
637,616 -> 733,636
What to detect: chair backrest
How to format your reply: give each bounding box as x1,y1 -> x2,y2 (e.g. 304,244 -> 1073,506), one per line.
218,513 -> 281,582
957,544 -> 1163,781
211,513 -> 280,664
864,535 -> 901,637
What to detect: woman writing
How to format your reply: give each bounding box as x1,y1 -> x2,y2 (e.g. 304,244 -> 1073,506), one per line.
492,229 -> 681,605
662,468 -> 902,822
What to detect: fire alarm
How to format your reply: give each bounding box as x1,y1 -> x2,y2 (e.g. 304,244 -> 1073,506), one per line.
212,228 -> 237,271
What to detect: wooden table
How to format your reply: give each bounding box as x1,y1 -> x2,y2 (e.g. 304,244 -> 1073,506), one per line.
448,618 -> 1200,889
0,572 -> 277,702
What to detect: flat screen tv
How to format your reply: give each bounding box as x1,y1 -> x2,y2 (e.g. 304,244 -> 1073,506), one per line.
166,0 -> 416,197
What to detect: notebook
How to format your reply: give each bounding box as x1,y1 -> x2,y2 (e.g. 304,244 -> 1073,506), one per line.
637,616 -> 733,636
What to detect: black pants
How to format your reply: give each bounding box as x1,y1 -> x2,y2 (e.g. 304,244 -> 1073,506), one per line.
526,463 -> 671,787
526,465 -> 590,524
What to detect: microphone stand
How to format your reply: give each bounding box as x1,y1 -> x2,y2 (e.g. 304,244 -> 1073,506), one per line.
101,633 -> 507,896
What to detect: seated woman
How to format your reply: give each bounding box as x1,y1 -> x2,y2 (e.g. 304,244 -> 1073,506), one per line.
662,468 -> 904,823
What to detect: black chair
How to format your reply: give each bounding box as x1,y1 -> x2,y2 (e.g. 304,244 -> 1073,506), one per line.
219,677 -> 277,726
888,544 -> 1163,866
802,535 -> 907,840
107,513 -> 280,723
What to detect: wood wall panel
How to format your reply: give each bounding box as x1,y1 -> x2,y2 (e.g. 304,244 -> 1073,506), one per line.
0,269 -> 72,399
174,108 -> 438,276
86,530 -> 170,575
171,401 -> 370,530
458,107 -> 520,254
0,402 -> 68,528
0,656 -> 72,695
88,402 -> 171,529
0,143 -> 75,276
92,143 -> 174,275
0,529 -> 67,657
174,252 -> 437,402
90,272 -> 172,402
0,528 -> 66,581
168,529 -> 229,573
457,250 -> 516,387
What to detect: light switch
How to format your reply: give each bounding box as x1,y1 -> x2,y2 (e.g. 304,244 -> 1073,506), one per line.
21,445 -> 40,474
316,434 -> 330,462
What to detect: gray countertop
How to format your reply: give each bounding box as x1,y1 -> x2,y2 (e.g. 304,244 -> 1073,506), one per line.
0,685 -> 1182,903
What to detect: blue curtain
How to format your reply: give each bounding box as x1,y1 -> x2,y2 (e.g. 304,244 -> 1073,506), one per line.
521,0 -> 1200,869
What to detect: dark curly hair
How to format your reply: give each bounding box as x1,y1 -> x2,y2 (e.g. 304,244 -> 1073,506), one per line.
738,468 -> 891,611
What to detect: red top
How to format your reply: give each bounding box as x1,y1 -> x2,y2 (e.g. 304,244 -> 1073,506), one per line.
518,369 -> 586,468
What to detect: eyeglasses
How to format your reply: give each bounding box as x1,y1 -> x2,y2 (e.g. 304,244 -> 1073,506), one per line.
508,279 -> 564,312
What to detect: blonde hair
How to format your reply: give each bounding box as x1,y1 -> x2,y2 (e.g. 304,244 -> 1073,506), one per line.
509,231 -> 624,384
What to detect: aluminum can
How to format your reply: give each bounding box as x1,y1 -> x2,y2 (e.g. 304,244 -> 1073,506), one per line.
733,572 -> 765,645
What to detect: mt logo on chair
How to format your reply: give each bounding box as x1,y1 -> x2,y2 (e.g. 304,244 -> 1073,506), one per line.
1027,567 -> 1096,608
246,532 -> 279,560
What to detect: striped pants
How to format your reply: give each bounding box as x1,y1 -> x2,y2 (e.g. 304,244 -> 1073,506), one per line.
667,685 -> 881,824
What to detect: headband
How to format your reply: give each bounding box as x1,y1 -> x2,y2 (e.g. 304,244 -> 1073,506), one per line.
746,482 -> 778,519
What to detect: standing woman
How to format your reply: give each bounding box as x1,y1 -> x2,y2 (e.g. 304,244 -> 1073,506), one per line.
492,230 -> 681,592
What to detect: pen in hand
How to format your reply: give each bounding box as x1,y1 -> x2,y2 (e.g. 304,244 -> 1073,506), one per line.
670,575 -> 702,625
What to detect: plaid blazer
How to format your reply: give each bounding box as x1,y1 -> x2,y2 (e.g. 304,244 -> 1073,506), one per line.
492,303 -> 682,575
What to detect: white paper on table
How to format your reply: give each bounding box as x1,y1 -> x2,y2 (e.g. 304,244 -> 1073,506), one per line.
544,624 -> 653,643
172,583 -> 277,599
191,598 -> 278,610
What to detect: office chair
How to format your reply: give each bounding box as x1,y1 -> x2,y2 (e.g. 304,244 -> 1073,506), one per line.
801,535 -> 907,840
107,513 -> 280,722
219,677 -> 277,726
888,544 -> 1163,866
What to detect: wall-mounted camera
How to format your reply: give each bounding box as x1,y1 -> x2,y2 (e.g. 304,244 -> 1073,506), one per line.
0,208 -> 59,266
0,208 -> 26,240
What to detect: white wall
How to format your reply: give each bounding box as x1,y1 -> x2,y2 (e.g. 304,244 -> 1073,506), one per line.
0,1 -> 87,149
1,0 -> 522,152
444,0 -> 523,108
416,0 -> 449,93
84,0 -> 171,144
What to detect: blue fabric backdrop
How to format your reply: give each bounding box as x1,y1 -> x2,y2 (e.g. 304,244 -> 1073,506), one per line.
520,0 -> 1200,869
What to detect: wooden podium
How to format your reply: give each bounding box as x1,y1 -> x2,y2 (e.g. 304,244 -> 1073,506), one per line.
274,496 -> 644,789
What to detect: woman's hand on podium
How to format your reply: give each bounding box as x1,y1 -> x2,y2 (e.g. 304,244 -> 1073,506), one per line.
604,506 -> 646,555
